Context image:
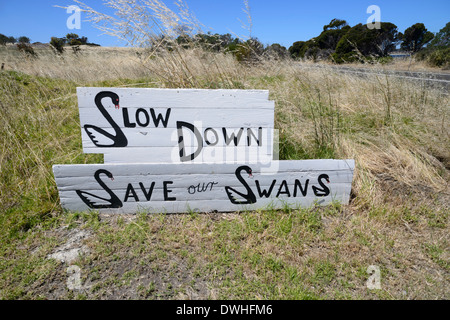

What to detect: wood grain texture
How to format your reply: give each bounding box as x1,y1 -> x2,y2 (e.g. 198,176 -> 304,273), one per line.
77,87 -> 272,109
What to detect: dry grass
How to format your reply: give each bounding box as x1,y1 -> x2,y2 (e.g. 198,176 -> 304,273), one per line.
0,45 -> 150,82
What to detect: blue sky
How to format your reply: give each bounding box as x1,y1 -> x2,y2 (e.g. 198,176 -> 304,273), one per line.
0,0 -> 449,48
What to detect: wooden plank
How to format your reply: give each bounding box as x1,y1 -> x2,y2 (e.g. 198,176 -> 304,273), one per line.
98,147 -> 274,164
53,160 -> 355,214
76,88 -> 275,163
77,87 -> 273,109
53,160 -> 355,176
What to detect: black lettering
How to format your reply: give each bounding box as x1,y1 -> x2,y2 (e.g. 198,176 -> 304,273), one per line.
276,180 -> 291,198
84,92 -> 128,148
188,182 -> 218,195
164,181 -> 176,201
313,174 -> 331,197
223,128 -> 244,146
136,108 -> 150,127
256,179 -> 277,198
187,185 -> 196,195
177,121 -> 203,162
204,128 -> 219,146
124,183 -> 139,202
150,108 -> 171,128
293,179 -> 309,197
247,127 -> 263,146
207,181 -> 219,191
122,108 -> 136,128
139,182 -> 155,201
225,166 -> 257,204
76,169 -> 123,209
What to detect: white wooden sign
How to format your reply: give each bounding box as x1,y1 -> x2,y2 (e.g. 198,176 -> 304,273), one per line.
53,87 -> 356,214
77,88 -> 275,164
53,160 -> 355,214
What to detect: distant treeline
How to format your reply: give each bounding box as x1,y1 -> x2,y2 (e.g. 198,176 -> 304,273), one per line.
0,34 -> 31,45
49,34 -> 100,54
153,19 -> 449,67
0,32 -> 101,57
0,33 -> 100,47
1,19 -> 448,67
161,32 -> 289,63
288,19 -> 449,67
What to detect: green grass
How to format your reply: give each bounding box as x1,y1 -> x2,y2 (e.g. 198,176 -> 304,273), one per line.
423,242 -> 450,271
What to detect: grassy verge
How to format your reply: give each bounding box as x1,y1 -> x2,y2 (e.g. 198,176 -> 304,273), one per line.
0,46 -> 448,300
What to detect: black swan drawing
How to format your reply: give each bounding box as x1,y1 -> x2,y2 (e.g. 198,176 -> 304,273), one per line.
76,169 -> 123,209
225,166 -> 257,205
312,174 -> 331,197
84,91 -> 128,148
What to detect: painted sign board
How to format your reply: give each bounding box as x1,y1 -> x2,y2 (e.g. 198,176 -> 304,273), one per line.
53,160 -> 355,214
77,88 -> 275,164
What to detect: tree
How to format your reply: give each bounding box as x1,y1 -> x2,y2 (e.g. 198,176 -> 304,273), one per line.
66,33 -> 79,41
232,37 -> 265,64
289,40 -> 315,59
50,37 -> 65,54
7,36 -> 17,44
192,32 -> 241,53
0,34 -> 19,45
65,33 -> 82,46
400,23 -> 434,52
18,36 -> 31,44
429,22 -> 450,48
316,22 -> 351,50
373,22 -> 400,56
333,23 -> 399,63
415,22 -> 449,68
64,33 -> 89,46
0,34 -> 8,45
80,36 -> 88,45
265,43 -> 288,59
323,19 -> 348,31
289,19 -> 351,61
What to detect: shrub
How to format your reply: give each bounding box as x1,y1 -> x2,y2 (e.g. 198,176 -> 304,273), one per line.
18,36 -> 31,44
377,56 -> 394,64
16,43 -> 37,57
230,38 -> 265,64
69,39 -> 83,46
415,47 -> 450,69
0,34 -> 8,45
50,37 -> 65,54
427,47 -> 450,68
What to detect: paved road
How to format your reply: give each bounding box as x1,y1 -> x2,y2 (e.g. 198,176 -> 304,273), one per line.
298,64 -> 450,93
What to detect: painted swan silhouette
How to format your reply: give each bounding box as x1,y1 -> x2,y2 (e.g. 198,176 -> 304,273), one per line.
76,169 -> 123,209
312,174 -> 331,197
84,91 -> 128,148
225,166 -> 257,205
